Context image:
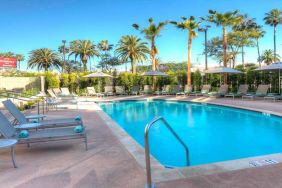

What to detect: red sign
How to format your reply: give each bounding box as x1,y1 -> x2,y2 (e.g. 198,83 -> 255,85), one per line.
0,57 -> 17,68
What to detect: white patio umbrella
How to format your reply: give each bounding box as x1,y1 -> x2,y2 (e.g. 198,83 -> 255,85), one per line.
141,71 -> 168,91
255,62 -> 282,93
83,72 -> 113,78
83,72 -> 113,94
204,67 -> 242,74
204,67 -> 242,85
141,71 -> 168,77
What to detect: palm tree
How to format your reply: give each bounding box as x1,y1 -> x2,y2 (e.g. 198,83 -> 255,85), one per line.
264,9 -> 282,60
58,40 -> 69,73
115,35 -> 149,74
69,40 -> 99,71
249,26 -> 265,67
98,40 -> 113,54
97,40 -> 114,71
0,52 -> 15,58
132,18 -> 167,88
259,49 -> 281,65
15,54 -> 25,71
205,10 -> 243,83
28,48 -> 61,72
171,16 -> 201,86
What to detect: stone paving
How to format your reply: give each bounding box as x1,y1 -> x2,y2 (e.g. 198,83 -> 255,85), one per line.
0,96 -> 282,188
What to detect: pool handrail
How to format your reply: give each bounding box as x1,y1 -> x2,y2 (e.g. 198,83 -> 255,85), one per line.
144,116 -> 190,188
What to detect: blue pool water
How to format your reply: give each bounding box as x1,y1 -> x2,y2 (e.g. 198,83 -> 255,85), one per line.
99,100 -> 282,167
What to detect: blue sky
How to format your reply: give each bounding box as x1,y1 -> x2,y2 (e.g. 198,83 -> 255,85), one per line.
0,0 -> 282,71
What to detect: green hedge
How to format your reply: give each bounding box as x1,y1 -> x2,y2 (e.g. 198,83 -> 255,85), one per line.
9,64 -> 280,95
45,72 -> 60,89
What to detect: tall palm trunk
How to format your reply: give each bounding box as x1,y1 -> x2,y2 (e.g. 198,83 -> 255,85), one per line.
222,26 -> 228,84
18,61 -> 20,71
44,64 -> 48,72
151,37 -> 157,90
82,60 -> 87,71
274,25 -> 277,61
130,55 -> 136,74
232,56 -> 236,68
82,55 -> 88,71
187,31 -> 192,87
256,38 -> 261,67
241,46 -> 245,67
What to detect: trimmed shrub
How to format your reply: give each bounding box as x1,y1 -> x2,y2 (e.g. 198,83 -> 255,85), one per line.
45,72 -> 60,88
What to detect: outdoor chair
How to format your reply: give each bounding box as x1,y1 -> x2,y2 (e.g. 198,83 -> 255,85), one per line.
0,139 -> 18,168
176,85 -> 193,96
47,89 -> 61,99
264,93 -> 282,102
225,85 -> 249,99
3,100 -> 83,130
104,86 -> 114,96
153,86 -> 166,95
242,85 -> 269,100
208,84 -> 229,97
115,86 -> 127,95
169,85 -> 180,95
130,86 -> 140,95
189,85 -> 211,96
46,97 -> 59,111
160,85 -> 170,95
61,87 -> 77,97
52,88 -> 62,96
47,89 -> 77,104
2,100 -> 46,122
86,87 -> 104,97
0,111 -> 88,150
141,85 -> 153,95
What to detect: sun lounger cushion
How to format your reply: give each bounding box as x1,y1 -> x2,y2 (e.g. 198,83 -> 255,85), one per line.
18,130 -> 29,138
266,93 -> 279,97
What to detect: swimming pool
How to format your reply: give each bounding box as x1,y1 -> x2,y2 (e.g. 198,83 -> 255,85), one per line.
99,100 -> 282,167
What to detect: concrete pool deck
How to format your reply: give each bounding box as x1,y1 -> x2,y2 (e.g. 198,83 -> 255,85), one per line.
1,96 -> 282,187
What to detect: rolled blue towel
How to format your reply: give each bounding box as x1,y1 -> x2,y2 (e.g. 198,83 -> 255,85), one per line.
32,119 -> 39,123
18,130 -> 29,138
75,116 -> 81,121
74,125 -> 84,133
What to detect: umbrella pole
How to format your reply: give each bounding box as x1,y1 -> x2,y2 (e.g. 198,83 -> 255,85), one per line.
279,69 -> 281,94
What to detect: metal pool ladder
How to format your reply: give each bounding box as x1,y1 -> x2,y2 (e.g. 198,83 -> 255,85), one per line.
144,116 -> 190,188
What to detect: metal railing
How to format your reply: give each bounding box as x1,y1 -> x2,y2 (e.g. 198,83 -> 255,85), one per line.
0,91 -> 46,115
144,116 -> 190,188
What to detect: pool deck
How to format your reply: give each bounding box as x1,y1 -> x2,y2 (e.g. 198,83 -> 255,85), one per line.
1,96 -> 282,188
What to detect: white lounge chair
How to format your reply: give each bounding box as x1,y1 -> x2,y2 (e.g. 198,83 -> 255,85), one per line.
86,87 -> 104,97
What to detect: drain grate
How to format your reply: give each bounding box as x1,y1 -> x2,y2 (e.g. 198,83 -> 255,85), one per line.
249,159 -> 278,167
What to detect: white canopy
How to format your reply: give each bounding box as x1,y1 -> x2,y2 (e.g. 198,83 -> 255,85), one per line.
141,71 -> 168,77
83,72 -> 113,78
204,67 -> 242,74
255,62 -> 282,71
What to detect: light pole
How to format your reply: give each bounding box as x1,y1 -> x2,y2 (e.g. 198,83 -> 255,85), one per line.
198,26 -> 210,70
62,40 -> 66,73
